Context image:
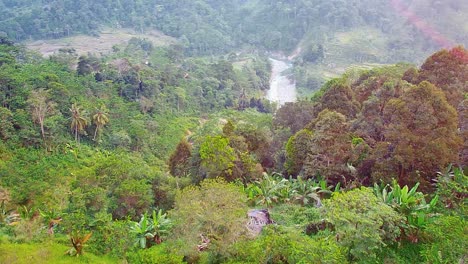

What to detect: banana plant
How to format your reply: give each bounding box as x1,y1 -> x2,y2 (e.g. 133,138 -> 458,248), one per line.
406,194 -> 439,229
244,184 -> 262,206
244,173 -> 341,207
253,173 -> 289,207
316,178 -> 339,198
291,177 -> 321,206
151,209 -> 172,244
373,182 -> 394,204
276,177 -> 293,203
373,180 -> 439,242
393,183 -> 419,207
130,209 -> 172,248
374,180 -> 422,209
130,213 -> 154,248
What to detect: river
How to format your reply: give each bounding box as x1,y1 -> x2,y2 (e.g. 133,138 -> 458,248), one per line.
266,58 -> 296,106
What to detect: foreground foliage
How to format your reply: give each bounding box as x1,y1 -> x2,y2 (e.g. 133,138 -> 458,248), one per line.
169,179 -> 248,261
228,226 -> 348,264
0,242 -> 120,264
322,187 -> 403,261
0,42 -> 466,263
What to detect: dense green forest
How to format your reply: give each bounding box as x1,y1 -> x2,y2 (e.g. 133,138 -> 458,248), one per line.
0,1 -> 467,263
1,0 -> 467,57
2,0 -> 467,94
1,36 -> 466,263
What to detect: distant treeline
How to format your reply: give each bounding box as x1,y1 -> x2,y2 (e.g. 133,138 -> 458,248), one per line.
1,0 -> 467,58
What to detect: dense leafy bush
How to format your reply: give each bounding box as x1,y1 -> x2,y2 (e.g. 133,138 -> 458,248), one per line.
228,226 -> 347,264
169,178 -> 248,260
421,216 -> 467,263
435,165 -> 468,217
373,181 -> 439,242
269,203 -> 321,231
322,187 -> 403,261
126,244 -> 184,264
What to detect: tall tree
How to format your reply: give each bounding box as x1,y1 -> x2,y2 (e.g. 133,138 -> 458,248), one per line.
70,103 -> 88,143
27,89 -> 56,142
199,135 -> 236,180
168,138 -> 192,177
303,109 -> 353,185
317,79 -> 361,119
284,128 -> 314,176
380,81 -> 461,186
409,46 -> 468,108
92,105 -> 109,142
273,101 -> 316,134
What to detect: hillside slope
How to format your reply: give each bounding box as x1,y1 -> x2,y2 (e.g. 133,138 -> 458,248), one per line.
1,0 -> 466,61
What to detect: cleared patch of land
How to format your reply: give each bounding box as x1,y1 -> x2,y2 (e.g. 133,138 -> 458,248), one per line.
293,27 -> 392,95
25,28 -> 177,57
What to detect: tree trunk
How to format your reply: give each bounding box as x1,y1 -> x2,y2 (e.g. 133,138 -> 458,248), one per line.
93,125 -> 101,141
74,126 -> 79,143
39,116 -> 45,141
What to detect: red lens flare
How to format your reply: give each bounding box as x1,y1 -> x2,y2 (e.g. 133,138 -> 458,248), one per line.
390,0 -> 455,48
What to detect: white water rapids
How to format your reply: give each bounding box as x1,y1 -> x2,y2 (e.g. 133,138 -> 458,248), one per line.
266,58 -> 296,106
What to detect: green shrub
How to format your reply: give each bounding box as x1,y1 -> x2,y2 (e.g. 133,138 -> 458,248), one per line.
228,226 -> 347,263
435,165 -> 467,217
373,180 -> 439,241
284,129 -> 313,176
421,216 -> 467,263
270,203 -> 320,229
126,244 -> 184,264
322,187 -> 403,261
374,242 -> 424,264
169,178 -> 248,260
11,218 -> 48,243
88,215 -> 134,258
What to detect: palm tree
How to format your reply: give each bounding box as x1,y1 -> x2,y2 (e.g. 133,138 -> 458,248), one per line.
70,103 -> 87,143
92,105 -> 109,142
